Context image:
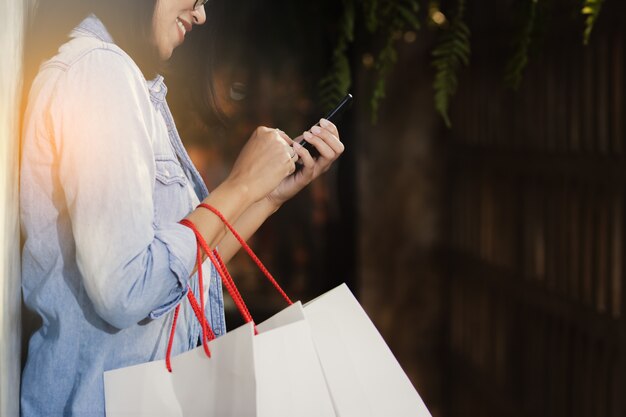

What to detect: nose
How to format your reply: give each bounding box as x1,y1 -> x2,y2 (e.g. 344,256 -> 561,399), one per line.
191,5 -> 206,25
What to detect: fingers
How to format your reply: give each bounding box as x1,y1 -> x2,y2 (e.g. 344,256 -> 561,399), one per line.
318,119 -> 344,155
301,119 -> 344,160
275,128 -> 294,145
319,118 -> 339,138
285,147 -> 297,175
260,127 -> 297,163
251,126 -> 298,174
275,129 -> 300,164
293,141 -> 315,169
270,128 -> 300,165
265,121 -> 343,178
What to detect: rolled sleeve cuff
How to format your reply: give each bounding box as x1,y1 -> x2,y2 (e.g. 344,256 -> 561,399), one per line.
149,222 -> 197,319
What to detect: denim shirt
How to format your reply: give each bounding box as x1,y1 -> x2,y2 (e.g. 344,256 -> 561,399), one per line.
20,15 -> 226,416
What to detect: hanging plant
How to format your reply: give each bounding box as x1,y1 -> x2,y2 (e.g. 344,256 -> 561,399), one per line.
318,0 -> 356,114
318,0 -> 421,123
582,0 -> 604,45
431,0 -> 470,128
505,0 -> 540,90
318,0 -> 607,127
370,0 -> 421,123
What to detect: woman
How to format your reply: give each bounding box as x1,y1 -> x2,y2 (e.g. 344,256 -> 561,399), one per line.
20,0 -> 344,415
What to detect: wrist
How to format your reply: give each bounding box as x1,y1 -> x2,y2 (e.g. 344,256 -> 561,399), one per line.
263,194 -> 283,215
219,177 -> 254,208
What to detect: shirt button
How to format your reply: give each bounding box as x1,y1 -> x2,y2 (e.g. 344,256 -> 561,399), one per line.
164,169 -> 170,177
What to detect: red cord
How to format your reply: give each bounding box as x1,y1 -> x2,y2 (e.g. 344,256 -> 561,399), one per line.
198,203 -> 293,305
212,249 -> 258,335
213,249 -> 252,321
187,290 -> 216,346
166,219 -> 218,372
165,305 -> 181,373
180,219 -> 256,329
194,242 -> 212,356
167,203 -> 293,372
166,286 -> 215,372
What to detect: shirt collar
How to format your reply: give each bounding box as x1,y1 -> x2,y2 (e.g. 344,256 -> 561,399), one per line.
70,14 -> 167,101
70,14 -> 114,43
147,76 -> 168,101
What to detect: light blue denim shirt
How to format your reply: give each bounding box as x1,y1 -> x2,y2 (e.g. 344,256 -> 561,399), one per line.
20,15 -> 226,416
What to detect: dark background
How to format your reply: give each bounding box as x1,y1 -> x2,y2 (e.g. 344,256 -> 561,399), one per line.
167,0 -> 626,415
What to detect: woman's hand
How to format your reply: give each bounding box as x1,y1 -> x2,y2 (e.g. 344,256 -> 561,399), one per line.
266,118 -> 344,207
225,126 -> 298,204
186,126 -> 300,255
198,119 -> 343,262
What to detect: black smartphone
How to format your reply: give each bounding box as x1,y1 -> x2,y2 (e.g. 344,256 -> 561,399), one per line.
298,94 -> 353,157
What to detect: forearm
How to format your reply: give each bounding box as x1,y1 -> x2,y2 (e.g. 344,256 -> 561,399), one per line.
184,125 -> 299,252
214,196 -> 281,263
184,178 -> 256,252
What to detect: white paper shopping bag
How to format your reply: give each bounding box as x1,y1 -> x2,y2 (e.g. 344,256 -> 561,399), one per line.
169,207 -> 429,417
104,322 -> 257,417
303,284 -> 432,417
254,302 -> 336,417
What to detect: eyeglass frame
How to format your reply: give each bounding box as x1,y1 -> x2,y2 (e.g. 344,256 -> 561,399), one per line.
193,0 -> 209,10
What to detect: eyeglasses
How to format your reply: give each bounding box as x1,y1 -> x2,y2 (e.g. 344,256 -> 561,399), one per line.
193,0 -> 209,9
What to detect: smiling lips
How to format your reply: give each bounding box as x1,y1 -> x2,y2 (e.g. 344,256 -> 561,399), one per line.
176,17 -> 191,41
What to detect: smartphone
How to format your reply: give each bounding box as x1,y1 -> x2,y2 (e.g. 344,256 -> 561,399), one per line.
298,93 -> 353,157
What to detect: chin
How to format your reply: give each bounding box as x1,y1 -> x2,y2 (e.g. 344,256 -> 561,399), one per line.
159,48 -> 174,61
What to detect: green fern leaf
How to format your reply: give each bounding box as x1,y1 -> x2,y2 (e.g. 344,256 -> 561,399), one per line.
505,0 -> 539,90
397,3 -> 421,31
364,0 -> 380,32
368,0 -> 421,123
432,0 -> 471,128
319,0 -> 422,123
318,0 -> 356,113
582,0 -> 604,45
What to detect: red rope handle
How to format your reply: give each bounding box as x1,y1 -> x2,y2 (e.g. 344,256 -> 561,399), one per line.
167,201 -> 293,372
212,249 -> 253,322
165,305 -> 181,373
179,219 -> 217,348
187,290 -> 216,344
212,249 -> 258,335
165,286 -> 215,372
166,218 -> 221,373
198,203 -> 293,305
165,287 -> 216,372
194,243 -> 211,355
180,219 -> 256,328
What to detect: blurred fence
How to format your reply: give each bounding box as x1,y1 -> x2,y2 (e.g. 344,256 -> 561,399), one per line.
444,4 -> 625,416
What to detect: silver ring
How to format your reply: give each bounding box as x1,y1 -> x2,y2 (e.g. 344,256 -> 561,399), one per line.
289,148 -> 297,159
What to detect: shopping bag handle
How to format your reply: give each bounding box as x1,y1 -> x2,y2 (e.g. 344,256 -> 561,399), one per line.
165,286 -> 215,372
166,203 -> 295,372
197,203 -> 293,306
180,218 -> 256,327
169,210 -> 260,372
165,224 -> 217,372
165,220 -> 222,373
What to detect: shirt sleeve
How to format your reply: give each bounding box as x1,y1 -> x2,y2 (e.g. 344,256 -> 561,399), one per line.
53,46 -> 196,329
